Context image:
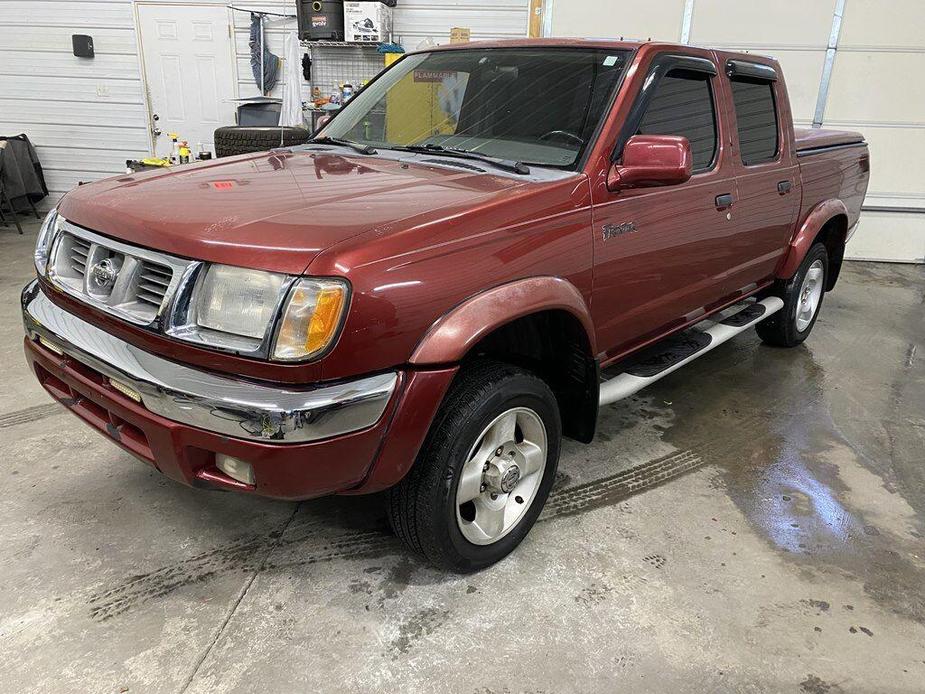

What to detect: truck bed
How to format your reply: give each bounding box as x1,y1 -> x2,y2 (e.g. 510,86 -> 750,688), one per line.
794,127 -> 866,154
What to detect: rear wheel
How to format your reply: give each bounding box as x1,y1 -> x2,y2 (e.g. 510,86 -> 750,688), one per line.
756,242 -> 829,347
386,360 -> 561,572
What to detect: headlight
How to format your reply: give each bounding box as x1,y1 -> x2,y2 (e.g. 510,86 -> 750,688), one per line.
35,209 -> 60,273
272,278 -> 349,361
195,264 -> 286,340
169,264 -> 348,362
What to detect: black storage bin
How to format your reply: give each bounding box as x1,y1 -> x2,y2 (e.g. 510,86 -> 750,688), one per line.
298,0 -> 345,41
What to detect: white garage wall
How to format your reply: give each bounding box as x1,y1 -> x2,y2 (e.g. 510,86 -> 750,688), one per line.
544,0 -> 924,263
824,0 -> 925,262
0,0 -> 150,199
552,0 -> 687,43
0,0 -> 529,203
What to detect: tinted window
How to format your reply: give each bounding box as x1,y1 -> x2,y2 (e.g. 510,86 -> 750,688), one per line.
637,70 -> 717,171
731,78 -> 779,165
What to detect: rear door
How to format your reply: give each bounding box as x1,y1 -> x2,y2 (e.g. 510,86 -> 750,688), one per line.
591,52 -> 740,361
721,56 -> 801,292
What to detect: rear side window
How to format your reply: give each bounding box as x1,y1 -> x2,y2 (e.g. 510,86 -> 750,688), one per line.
730,78 -> 779,165
637,70 -> 717,172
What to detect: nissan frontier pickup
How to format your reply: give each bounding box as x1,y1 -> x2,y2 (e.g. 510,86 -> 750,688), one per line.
23,40 -> 870,570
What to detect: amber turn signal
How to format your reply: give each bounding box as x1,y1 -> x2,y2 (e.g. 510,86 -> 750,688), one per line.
273,279 -> 349,361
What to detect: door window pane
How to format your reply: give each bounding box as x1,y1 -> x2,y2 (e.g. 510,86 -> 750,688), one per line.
637,70 -> 717,171
731,78 -> 779,165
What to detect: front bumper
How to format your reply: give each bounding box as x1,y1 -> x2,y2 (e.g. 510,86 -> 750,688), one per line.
21,280 -> 405,499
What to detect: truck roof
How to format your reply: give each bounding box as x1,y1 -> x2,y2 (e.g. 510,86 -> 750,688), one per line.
414,38 -> 774,63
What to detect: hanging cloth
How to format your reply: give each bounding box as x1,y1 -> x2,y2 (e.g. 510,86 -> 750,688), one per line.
279,31 -> 303,127
249,13 -> 280,94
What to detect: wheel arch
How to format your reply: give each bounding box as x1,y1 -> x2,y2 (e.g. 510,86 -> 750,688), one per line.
410,277 -> 599,443
777,200 -> 849,290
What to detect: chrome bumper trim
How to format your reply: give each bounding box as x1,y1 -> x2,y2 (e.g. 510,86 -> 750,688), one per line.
22,281 -> 398,444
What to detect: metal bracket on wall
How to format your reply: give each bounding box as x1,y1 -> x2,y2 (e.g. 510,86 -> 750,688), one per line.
813,0 -> 846,127
680,0 -> 695,44
541,0 -> 554,37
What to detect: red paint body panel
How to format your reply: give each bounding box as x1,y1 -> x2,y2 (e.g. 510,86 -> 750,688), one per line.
344,367 -> 459,494
31,40 -> 871,499
410,277 -> 595,365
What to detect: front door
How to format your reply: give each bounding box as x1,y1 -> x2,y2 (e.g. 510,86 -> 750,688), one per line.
591,55 -> 740,362
137,3 -> 238,158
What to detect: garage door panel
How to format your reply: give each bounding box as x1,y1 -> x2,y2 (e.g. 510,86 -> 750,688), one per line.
689,0 -> 834,47
0,52 -> 141,81
0,74 -> 144,102
1,26 -> 138,55
394,1 -> 529,44
35,146 -> 146,175
821,125 -> 925,201
847,211 -> 925,263
840,0 -> 925,49
552,0 -> 685,42
3,99 -> 148,129
0,122 -> 149,152
826,52 -> 925,123
0,1 -> 134,29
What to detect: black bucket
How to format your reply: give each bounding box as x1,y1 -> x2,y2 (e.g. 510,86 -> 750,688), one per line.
298,0 -> 345,41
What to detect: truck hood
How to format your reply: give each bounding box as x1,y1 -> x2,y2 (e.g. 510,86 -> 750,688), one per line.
57,150 -> 527,275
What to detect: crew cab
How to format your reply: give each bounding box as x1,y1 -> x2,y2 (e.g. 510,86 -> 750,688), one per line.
22,40 -> 870,571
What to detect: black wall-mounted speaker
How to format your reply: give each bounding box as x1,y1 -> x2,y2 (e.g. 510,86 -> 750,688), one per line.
72,34 -> 94,58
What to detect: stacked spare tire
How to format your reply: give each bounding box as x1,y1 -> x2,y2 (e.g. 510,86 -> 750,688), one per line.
214,126 -> 312,158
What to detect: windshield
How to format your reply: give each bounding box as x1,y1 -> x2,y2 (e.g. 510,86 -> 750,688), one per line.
320,47 -> 632,168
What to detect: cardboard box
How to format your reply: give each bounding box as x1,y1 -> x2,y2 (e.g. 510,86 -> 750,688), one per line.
343,2 -> 393,43
450,27 -> 471,44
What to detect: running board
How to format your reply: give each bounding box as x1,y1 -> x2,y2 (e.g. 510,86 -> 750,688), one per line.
598,297 -> 784,407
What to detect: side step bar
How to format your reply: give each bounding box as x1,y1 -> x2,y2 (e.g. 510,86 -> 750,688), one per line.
598,297 -> 784,406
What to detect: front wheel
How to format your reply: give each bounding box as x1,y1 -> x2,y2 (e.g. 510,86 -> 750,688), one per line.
386,360 -> 561,572
756,242 -> 829,347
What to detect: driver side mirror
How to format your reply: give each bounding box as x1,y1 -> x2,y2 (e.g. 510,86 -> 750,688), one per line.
607,135 -> 693,191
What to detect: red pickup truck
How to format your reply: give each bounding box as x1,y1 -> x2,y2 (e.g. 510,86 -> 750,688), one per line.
22,40 -> 869,571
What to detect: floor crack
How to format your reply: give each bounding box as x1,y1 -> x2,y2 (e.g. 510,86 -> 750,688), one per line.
177,502 -> 301,694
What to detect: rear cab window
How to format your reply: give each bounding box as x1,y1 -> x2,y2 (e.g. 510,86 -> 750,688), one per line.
728,71 -> 780,165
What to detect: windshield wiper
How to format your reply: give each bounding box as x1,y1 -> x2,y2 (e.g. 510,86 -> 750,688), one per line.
309,137 -> 377,155
395,144 -> 531,175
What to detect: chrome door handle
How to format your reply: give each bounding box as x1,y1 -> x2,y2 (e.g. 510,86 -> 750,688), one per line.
778,180 -> 792,194
715,193 -> 734,209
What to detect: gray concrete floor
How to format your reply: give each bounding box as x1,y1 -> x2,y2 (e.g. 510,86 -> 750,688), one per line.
1,219 -> 924,693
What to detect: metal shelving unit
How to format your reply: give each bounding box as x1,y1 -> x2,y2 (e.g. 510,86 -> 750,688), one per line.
302,40 -> 387,101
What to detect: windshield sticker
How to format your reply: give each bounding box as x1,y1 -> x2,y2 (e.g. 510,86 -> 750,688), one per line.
603,55 -> 619,67
414,70 -> 458,83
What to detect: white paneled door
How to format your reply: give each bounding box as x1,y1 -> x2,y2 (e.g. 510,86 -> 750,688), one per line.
137,3 -> 238,158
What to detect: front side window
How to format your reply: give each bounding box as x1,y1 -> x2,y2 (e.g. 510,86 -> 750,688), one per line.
730,78 -> 779,165
321,48 -> 631,168
636,69 -> 718,172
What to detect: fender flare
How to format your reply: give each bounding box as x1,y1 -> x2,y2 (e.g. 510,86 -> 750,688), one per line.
410,276 -> 596,365
776,199 -> 848,280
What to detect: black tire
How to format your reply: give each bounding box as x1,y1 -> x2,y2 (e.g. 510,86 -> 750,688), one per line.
213,126 -> 311,158
386,360 -> 562,572
756,242 -> 829,347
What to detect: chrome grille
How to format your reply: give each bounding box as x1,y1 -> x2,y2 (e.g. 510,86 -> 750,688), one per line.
69,237 -> 91,278
137,261 -> 173,309
46,221 -> 197,327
